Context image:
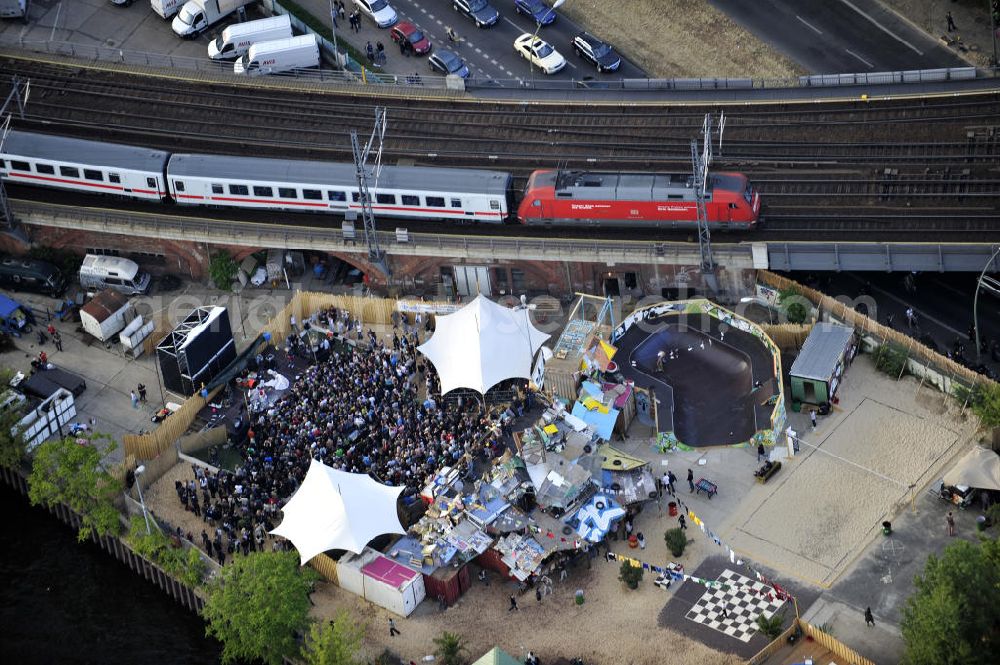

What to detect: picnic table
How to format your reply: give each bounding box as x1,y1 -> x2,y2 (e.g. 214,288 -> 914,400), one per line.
695,478 -> 717,499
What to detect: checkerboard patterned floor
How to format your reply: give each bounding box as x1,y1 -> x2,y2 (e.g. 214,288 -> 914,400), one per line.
684,569 -> 787,643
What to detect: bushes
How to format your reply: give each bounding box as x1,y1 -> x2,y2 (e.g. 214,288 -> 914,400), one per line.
664,528 -> 687,557
873,342 -> 908,377
757,611 -> 786,638
619,560 -> 643,589
209,251 -> 238,290
126,517 -> 207,588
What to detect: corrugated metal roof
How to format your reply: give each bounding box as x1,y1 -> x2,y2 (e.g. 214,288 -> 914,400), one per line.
3,131 -> 169,172
789,323 -> 854,382
167,154 -> 511,195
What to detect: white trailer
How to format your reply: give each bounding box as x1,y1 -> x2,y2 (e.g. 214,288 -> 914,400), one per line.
208,14 -> 291,60
150,0 -> 184,19
80,290 -> 136,343
0,0 -> 28,20
172,0 -> 255,38
18,389 -> 76,452
234,34 -> 319,76
336,548 -> 425,617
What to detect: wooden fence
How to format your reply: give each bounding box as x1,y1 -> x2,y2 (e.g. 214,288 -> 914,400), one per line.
799,620 -> 877,665
310,553 -> 339,584
122,386 -> 222,461
178,427 -> 227,456
760,323 -> 813,351
745,619 -> 877,665
759,270 -> 990,393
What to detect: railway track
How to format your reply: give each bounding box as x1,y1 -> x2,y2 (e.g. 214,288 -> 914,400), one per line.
3,59 -> 1000,237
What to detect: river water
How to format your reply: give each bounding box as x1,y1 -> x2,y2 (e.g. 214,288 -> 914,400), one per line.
0,485 -> 222,664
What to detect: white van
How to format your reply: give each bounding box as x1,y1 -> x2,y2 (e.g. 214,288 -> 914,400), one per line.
150,0 -> 184,19
208,14 -> 292,60
79,255 -> 151,296
234,34 -> 319,76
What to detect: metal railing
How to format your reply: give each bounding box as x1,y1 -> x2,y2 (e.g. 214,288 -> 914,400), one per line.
3,33 -> 991,98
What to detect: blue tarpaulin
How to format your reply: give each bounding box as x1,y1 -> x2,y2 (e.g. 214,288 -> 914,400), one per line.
571,401 -> 619,440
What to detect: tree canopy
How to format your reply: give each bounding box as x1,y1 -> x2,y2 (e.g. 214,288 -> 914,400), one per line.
301,609 -> 365,665
970,381 -> 1000,429
0,389 -> 27,469
201,550 -> 317,665
27,433 -> 122,541
901,536 -> 1000,665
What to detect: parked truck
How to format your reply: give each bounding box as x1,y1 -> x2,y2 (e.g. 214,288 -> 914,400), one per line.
172,0 -> 255,38
150,0 -> 184,19
0,294 -> 34,337
234,34 -> 319,76
0,0 -> 28,21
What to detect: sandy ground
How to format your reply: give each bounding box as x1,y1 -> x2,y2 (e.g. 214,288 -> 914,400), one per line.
726,356 -> 977,586
310,532 -> 743,665
560,1 -> 804,79
881,0 -> 997,66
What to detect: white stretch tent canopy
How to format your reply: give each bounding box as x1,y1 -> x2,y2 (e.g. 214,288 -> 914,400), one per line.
417,294 -> 550,395
943,446 -> 1000,491
271,459 -> 405,564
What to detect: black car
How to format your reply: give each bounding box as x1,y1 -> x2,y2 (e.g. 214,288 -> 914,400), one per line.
452,0 -> 499,28
572,32 -> 621,72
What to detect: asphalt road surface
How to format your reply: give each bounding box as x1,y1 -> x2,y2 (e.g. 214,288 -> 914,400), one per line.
710,0 -> 968,74
383,0 -> 645,82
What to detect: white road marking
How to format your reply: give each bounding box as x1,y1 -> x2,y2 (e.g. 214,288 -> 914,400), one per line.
845,48 -> 874,68
836,0 -> 924,55
795,15 -> 823,35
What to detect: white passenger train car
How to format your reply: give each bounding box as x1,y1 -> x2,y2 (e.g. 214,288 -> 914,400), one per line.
166,154 -> 512,223
0,131 -> 170,202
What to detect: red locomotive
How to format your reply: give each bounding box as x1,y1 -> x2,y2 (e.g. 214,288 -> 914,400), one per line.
517,169 -> 760,229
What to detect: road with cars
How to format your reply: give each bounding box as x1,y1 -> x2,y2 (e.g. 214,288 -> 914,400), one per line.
362,0 -> 646,82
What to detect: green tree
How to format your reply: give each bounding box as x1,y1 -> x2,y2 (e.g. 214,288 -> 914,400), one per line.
970,381 -> 1000,429
301,609 -> 365,665
0,372 -> 27,468
900,537 -> 1000,665
618,560 -> 643,589
756,610 -> 786,639
28,433 -> 122,542
664,527 -> 688,557
777,286 -> 809,324
432,631 -> 467,665
201,550 -> 317,665
209,251 -> 238,291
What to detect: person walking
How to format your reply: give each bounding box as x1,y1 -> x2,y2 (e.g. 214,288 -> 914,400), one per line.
864,606 -> 875,627
757,442 -> 766,463
668,469 -> 677,495
52,331 -> 62,352
678,514 -> 687,530
508,594 -> 519,611
656,349 -> 666,372
810,410 -> 817,429
559,564 -> 568,582
637,532 -> 646,550
535,586 -> 543,603
137,383 -> 147,403
946,11 -> 957,32
687,468 -> 695,492
130,390 -> 139,409
947,511 -> 956,536
478,569 -> 489,586
388,617 -> 400,636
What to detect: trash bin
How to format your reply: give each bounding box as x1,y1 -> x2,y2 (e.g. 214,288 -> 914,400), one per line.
575,589 -> 585,605
668,501 -> 678,517
976,515 -> 987,532
882,521 -> 892,536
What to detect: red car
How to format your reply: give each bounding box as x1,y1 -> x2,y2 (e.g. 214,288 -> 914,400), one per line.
390,21 -> 432,55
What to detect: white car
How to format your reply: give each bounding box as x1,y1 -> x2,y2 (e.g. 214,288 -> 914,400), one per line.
513,33 -> 565,74
354,0 -> 398,28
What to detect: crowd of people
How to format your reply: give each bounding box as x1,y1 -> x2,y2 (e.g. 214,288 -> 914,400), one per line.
173,306 -> 504,564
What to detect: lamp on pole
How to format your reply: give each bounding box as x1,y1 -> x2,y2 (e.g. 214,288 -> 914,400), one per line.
328,0 -> 340,67
134,464 -> 151,535
527,0 -> 565,86
974,245 -> 1000,362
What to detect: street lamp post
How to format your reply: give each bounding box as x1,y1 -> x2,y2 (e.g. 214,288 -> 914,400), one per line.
528,0 -> 565,86
328,0 -> 340,67
134,464 -> 151,535
974,246 -> 1000,362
